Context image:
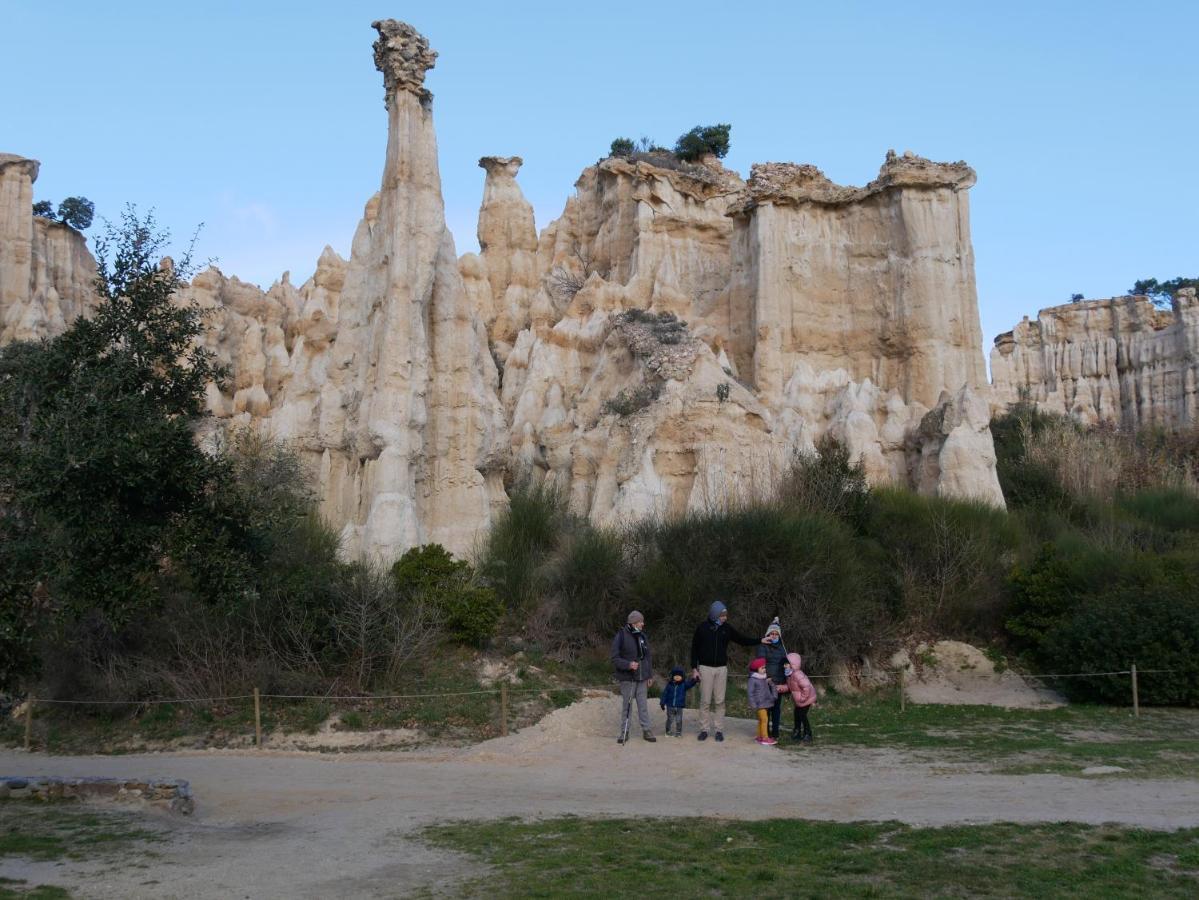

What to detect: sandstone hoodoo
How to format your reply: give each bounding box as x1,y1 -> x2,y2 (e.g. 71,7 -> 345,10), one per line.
0,20 -> 1007,561
991,290 -> 1199,428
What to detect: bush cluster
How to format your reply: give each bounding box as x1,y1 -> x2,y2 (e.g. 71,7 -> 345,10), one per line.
606,124 -> 731,165
996,404 -> 1199,704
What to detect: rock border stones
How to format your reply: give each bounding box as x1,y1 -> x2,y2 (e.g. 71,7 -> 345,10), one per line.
0,775 -> 194,815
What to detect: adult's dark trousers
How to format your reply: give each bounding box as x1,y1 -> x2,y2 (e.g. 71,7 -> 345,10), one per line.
768,692 -> 783,738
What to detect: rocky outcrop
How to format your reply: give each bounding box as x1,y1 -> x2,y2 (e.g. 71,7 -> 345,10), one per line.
0,154 -> 96,344
0,21 -> 1007,563
990,291 -> 1199,428
462,155 -> 539,363
729,151 -> 985,407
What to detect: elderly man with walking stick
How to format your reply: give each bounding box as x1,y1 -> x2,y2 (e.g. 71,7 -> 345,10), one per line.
612,610 -> 656,743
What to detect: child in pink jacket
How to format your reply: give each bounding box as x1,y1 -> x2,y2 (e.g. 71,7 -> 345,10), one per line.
778,651 -> 816,744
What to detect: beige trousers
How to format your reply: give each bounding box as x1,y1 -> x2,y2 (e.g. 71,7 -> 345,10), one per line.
698,664 -> 728,733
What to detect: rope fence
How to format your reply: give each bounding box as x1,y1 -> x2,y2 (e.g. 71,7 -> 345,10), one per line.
15,664 -> 1180,752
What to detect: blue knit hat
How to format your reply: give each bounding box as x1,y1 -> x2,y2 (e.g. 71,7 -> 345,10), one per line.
708,600 -> 727,622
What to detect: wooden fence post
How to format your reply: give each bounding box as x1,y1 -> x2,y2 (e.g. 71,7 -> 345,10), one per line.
253,687 -> 263,747
500,683 -> 509,737
1130,664 -> 1139,719
24,696 -> 34,752
899,668 -> 906,714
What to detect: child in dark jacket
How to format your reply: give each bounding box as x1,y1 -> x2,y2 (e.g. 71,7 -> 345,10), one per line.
659,666 -> 700,737
747,658 -> 778,745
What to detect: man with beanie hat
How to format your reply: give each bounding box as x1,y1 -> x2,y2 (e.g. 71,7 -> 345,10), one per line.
611,610 -> 656,742
689,600 -> 763,742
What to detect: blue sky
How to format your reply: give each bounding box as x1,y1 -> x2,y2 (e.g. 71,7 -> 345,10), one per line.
5,1 -> 1196,351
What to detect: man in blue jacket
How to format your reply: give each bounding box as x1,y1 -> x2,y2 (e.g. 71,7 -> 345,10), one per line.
611,610 -> 656,743
690,600 -> 763,742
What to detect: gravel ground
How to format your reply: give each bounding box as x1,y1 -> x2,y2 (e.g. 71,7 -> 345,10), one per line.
2,696 -> 1198,898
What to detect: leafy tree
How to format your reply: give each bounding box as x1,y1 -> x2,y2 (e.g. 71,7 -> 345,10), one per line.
30,197 -> 95,230
56,197 -> 94,231
0,208 -> 227,687
609,137 -> 635,158
673,123 -> 732,162
1130,276 -> 1199,309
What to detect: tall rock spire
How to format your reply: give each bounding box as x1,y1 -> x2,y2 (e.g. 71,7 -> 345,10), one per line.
315,20 -> 506,560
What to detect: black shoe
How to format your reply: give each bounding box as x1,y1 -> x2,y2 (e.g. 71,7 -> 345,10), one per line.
715,732 -> 724,742
617,735 -> 626,744
643,731 -> 657,742
697,731 -> 708,741
791,729 -> 802,741
802,735 -> 813,745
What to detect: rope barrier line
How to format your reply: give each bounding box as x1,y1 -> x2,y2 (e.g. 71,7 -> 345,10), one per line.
22,667 -> 1180,707
32,695 -> 257,706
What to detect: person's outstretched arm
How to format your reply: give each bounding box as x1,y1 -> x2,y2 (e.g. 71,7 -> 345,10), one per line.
725,622 -> 761,647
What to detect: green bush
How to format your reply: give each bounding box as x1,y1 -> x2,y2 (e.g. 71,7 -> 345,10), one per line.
1043,584 -> 1199,705
777,434 -> 870,528
673,123 -> 731,162
864,489 -> 1021,635
550,528 -> 629,634
480,483 -> 566,612
1118,489 -> 1199,534
392,544 -> 502,646
603,383 -> 660,417
609,137 -> 635,158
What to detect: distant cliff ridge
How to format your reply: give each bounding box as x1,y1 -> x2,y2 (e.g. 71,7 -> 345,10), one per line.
991,290 -> 1199,428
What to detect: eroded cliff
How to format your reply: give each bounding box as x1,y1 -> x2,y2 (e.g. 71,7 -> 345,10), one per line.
991,290 -> 1199,428
0,20 -> 1006,561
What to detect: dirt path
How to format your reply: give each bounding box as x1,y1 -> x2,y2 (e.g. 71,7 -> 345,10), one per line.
3,697 -> 1198,898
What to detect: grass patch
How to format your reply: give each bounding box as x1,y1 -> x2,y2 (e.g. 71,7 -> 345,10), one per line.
789,693 -> 1199,778
0,804 -> 160,863
0,803 -> 162,898
420,816 -> 1199,898
0,879 -> 71,899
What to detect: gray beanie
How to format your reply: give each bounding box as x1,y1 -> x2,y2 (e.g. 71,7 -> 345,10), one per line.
627,610 -> 645,625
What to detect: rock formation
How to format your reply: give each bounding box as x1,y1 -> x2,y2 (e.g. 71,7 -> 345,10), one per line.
0,21 -> 1007,562
991,291 -> 1199,428
0,154 -> 96,344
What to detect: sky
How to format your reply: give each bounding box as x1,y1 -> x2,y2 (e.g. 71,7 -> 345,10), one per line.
5,1 -> 1196,353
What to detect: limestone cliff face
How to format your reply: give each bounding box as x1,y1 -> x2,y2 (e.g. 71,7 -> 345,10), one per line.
728,152 -> 985,407
991,290 -> 1199,428
0,154 -> 96,344
0,21 -> 1007,562
496,149 -> 1003,517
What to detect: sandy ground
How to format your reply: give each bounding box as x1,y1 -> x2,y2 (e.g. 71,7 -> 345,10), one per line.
3,696 -> 1198,899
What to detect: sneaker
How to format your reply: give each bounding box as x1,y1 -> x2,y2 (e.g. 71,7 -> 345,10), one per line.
714,732 -> 724,742
802,735 -> 813,745
754,737 -> 765,745
617,735 -> 626,744
762,737 -> 778,746
643,731 -> 657,742
697,731 -> 709,741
